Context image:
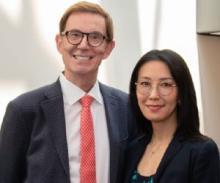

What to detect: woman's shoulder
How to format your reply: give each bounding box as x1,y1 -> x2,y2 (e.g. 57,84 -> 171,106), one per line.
184,135 -> 219,156
182,136 -> 220,182
188,135 -> 217,146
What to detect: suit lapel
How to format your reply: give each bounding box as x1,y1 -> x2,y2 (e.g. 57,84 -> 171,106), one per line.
41,81 -> 70,177
155,134 -> 184,182
100,83 -> 128,183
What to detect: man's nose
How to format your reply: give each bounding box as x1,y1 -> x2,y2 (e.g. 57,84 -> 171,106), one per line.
77,35 -> 90,48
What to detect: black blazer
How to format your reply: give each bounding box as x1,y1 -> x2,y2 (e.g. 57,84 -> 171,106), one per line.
0,80 -> 136,183
123,132 -> 220,183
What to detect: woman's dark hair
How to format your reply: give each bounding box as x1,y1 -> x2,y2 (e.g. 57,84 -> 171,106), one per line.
129,49 -> 202,138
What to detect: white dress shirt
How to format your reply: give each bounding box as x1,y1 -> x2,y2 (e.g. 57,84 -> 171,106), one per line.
59,74 -> 110,183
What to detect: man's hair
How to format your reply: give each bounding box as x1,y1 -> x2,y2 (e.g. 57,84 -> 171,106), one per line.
59,1 -> 113,41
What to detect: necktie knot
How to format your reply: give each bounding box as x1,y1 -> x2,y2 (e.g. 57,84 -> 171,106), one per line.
80,95 -> 93,108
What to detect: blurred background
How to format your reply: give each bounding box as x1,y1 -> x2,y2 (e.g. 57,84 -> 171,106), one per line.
0,0 -> 220,146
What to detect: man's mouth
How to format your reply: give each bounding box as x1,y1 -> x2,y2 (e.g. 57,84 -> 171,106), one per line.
73,55 -> 93,61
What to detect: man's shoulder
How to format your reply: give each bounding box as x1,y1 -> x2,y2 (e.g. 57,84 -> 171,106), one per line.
99,82 -> 128,99
11,81 -> 61,107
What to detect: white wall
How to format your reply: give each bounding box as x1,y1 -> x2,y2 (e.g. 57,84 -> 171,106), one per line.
197,35 -> 220,147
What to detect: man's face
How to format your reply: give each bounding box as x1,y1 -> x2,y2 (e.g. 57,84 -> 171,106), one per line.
56,12 -> 115,82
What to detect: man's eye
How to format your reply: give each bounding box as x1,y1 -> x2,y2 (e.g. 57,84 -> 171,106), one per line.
90,33 -> 101,40
69,32 -> 81,37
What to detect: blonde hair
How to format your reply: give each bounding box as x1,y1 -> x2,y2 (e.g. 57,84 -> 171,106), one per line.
59,1 -> 113,41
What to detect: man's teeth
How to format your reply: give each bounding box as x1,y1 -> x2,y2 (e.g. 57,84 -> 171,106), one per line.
74,55 -> 92,61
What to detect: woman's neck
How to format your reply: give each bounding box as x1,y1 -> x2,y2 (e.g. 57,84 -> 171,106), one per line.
151,119 -> 177,144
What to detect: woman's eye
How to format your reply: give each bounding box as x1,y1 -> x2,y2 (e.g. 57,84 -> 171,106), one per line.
140,81 -> 151,87
160,82 -> 172,87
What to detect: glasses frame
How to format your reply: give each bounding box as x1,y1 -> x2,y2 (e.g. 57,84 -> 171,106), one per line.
135,81 -> 177,96
61,30 -> 107,47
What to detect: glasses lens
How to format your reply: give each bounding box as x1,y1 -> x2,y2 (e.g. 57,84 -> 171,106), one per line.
136,81 -> 151,95
88,32 -> 104,46
136,80 -> 176,96
158,82 -> 175,96
67,31 -> 82,44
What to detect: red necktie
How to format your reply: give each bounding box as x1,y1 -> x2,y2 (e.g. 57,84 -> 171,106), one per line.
80,95 -> 96,183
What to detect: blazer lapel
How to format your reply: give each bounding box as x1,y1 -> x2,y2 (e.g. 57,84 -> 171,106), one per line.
100,83 -> 128,183
155,134 -> 184,182
41,81 -> 70,178
124,134 -> 150,183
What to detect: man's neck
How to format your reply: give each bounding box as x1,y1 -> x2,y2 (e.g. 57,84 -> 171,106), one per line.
64,72 -> 97,92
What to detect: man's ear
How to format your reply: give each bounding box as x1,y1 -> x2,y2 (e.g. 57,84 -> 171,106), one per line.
103,40 -> 115,59
55,34 -> 63,54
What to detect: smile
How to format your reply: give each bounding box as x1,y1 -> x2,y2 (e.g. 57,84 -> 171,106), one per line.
73,55 -> 93,61
147,105 -> 163,112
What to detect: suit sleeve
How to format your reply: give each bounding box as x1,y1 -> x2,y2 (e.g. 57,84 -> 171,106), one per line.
192,139 -> 220,183
0,101 -> 30,183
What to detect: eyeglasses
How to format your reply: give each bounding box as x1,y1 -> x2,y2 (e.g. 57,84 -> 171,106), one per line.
61,30 -> 107,47
135,80 -> 177,96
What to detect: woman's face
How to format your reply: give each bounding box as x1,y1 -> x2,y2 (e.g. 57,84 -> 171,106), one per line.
136,60 -> 178,123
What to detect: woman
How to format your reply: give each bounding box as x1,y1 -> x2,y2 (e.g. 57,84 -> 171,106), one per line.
123,49 -> 220,183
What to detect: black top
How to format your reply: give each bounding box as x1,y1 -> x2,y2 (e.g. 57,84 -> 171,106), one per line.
123,133 -> 220,183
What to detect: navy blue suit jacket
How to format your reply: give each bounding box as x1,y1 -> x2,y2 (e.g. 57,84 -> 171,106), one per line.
123,132 -> 220,183
0,80 -> 136,183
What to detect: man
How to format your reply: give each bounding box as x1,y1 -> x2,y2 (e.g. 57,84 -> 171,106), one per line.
0,1 -> 136,183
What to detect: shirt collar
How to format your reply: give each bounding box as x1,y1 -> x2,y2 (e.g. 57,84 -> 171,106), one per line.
59,73 -> 103,105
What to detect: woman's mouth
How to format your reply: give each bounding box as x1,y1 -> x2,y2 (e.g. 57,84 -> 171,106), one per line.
147,105 -> 163,112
